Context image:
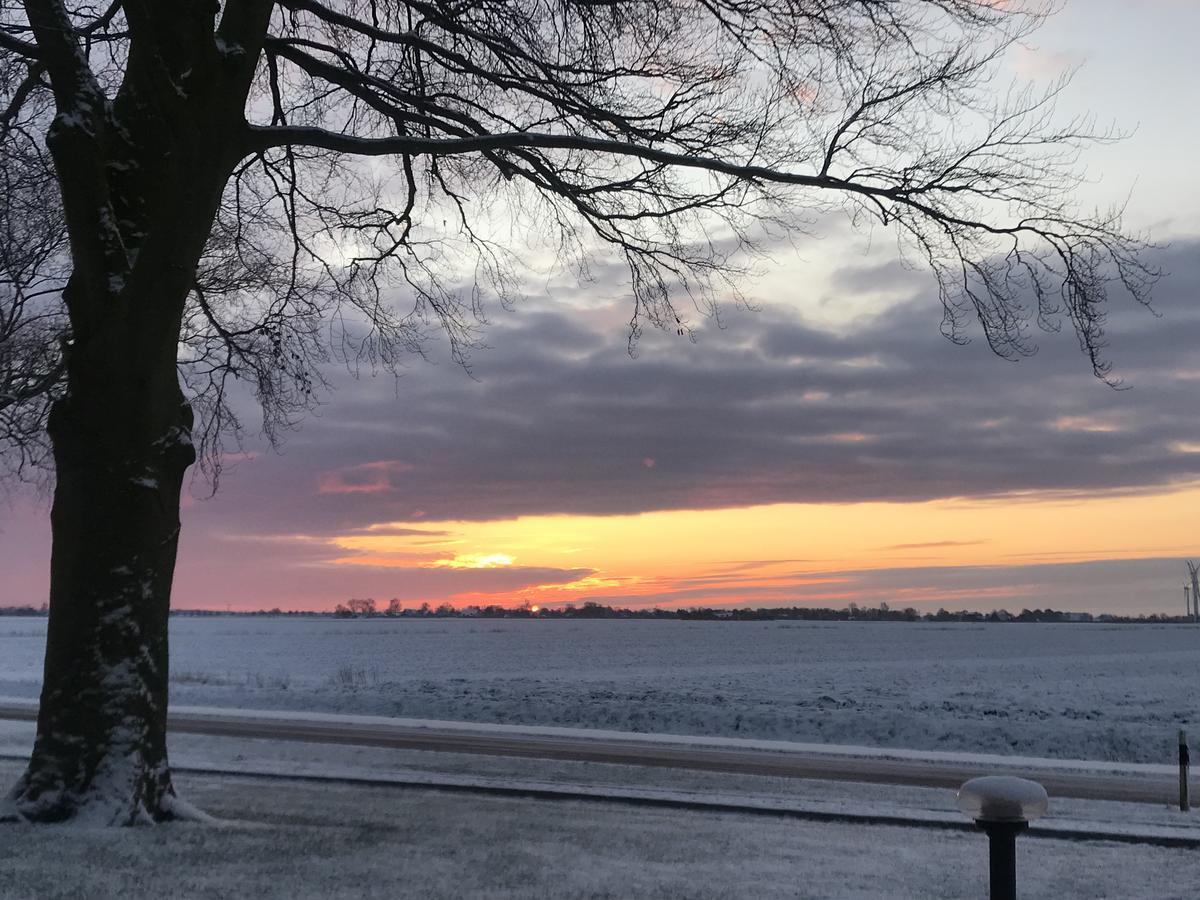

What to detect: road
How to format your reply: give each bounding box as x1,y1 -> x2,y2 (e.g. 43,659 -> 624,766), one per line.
0,699 -> 1190,805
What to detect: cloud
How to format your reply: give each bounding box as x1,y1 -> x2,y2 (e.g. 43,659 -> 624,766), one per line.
187,239 -> 1200,532
317,460 -> 415,494
1011,45 -> 1080,80
6,236 -> 1199,612
880,541 -> 986,551
349,525 -> 452,537
569,556 -> 1185,616
431,553 -> 516,569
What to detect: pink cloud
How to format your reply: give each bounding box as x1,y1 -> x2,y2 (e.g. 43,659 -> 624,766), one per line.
1012,45 -> 1079,79
316,460 -> 414,495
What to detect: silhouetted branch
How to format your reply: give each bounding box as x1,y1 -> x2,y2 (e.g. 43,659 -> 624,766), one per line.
0,0 -> 1160,483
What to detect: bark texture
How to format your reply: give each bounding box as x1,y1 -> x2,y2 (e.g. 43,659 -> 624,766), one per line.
7,390 -> 195,824
4,0 -> 273,824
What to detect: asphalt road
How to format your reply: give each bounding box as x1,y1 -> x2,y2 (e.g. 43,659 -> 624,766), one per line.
0,700 -> 1190,805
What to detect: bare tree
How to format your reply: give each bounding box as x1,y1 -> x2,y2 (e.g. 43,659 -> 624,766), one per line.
0,0 -> 1156,824
0,58 -> 66,481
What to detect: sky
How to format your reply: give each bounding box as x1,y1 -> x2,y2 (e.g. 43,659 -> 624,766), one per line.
2,0 -> 1200,615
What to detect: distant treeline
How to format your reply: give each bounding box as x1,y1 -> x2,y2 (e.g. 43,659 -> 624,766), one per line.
3,600 -> 1196,624
0,604 -> 323,618
320,598 -> 1193,624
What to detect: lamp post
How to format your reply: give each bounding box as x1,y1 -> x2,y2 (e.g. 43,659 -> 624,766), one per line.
1181,730 -> 1191,813
957,776 -> 1049,900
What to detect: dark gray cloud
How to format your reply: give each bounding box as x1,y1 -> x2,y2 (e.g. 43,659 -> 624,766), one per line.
184,239 -> 1200,533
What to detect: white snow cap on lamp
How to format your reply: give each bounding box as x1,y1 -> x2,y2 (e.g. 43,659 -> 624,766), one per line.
957,776 -> 1049,823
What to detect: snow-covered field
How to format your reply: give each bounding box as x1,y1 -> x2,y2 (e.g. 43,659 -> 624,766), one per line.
4,617 -> 1200,898
2,617 -> 1198,763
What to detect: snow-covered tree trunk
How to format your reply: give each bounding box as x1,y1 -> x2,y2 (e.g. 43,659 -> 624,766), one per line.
6,365 -> 196,824
0,0 -> 273,824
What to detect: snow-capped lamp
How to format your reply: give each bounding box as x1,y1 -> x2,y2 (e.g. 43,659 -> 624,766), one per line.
957,775 -> 1049,900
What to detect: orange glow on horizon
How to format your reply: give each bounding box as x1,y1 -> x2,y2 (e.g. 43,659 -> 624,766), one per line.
293,480 -> 1200,609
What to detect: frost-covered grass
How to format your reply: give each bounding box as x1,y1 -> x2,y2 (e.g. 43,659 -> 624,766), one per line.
2,617 -> 1198,763
0,758 -> 1197,900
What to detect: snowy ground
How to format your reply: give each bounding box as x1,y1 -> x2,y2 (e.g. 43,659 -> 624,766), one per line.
4,699 -> 1199,897
2,617 -> 1199,763
2,736 -> 1199,899
1,715 -> 1197,830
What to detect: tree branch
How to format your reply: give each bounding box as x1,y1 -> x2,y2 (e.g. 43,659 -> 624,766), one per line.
243,122 -> 1074,241
0,29 -> 39,59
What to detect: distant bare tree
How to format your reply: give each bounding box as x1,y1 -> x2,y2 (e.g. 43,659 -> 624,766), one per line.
0,0 -> 1156,824
347,597 -> 377,616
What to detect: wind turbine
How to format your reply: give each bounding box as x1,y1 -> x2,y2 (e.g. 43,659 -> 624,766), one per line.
1187,561 -> 1200,623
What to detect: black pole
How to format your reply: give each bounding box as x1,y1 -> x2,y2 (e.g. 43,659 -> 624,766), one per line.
1181,730 -> 1191,813
980,822 -> 1027,900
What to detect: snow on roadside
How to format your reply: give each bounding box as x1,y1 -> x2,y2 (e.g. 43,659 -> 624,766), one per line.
4,717 -> 1197,839
2,756 -> 1199,900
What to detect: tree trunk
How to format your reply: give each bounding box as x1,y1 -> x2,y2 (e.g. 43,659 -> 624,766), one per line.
0,0 -> 273,827
5,372 -> 198,824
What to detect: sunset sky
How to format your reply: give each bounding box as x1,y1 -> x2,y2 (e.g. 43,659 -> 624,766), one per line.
2,0 -> 1199,615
